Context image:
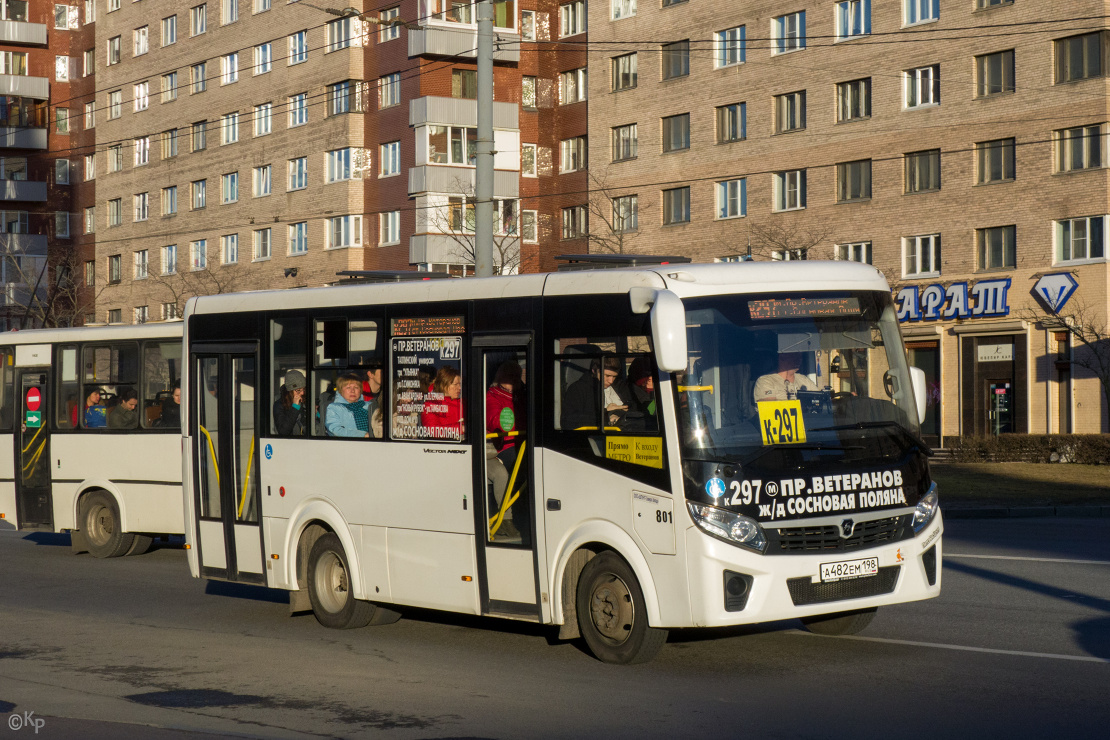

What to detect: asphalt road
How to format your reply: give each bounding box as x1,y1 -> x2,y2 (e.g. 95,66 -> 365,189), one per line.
2,517 -> 1108,740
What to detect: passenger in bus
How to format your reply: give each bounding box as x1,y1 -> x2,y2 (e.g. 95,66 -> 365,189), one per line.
361,361 -> 383,404
562,357 -> 628,429
486,361 -> 525,536
627,357 -> 658,427
108,388 -> 140,429
417,364 -> 436,394
273,370 -> 308,436
421,366 -> 463,438
325,373 -> 374,438
754,352 -> 816,403
82,389 -> 108,428
155,384 -> 181,428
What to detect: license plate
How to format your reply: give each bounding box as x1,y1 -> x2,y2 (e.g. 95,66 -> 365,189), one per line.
819,557 -> 879,583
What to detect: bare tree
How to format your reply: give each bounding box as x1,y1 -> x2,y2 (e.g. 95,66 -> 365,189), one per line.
585,169 -> 642,255
1023,297 -> 1110,423
422,177 -> 521,275
745,219 -> 833,262
2,244 -> 102,328
146,263 -> 246,318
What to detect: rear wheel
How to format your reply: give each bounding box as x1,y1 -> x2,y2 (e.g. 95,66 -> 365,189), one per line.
125,534 -> 154,556
801,607 -> 877,636
307,533 -> 375,629
81,491 -> 135,559
576,552 -> 667,665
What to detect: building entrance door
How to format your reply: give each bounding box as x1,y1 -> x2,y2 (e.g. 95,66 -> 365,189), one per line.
987,380 -> 1014,435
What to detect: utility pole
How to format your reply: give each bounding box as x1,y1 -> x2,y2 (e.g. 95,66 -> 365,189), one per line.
474,0 -> 494,277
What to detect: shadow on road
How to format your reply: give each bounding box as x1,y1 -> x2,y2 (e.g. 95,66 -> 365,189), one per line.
20,532 -> 69,547
204,580 -> 289,604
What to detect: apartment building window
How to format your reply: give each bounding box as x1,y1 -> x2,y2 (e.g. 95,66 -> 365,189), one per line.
221,0 -> 237,24
380,212 -> 400,245
522,210 -> 538,242
522,76 -> 537,108
191,4 -> 206,36
162,15 -> 176,45
56,108 -> 70,134
905,65 -> 940,107
161,72 -> 177,102
191,240 -> 207,270
55,158 -> 70,185
133,306 -> 150,324
160,303 -> 177,321
289,223 -> 308,254
108,90 -> 121,119
107,35 -> 120,65
976,50 -> 1014,96
836,242 -> 872,263
253,164 -> 271,197
905,0 -> 938,25
976,138 -> 1015,183
380,7 -> 401,41
161,129 -> 177,159
562,205 -> 587,239
134,249 -> 148,278
192,179 -> 206,209
84,102 -> 94,129
221,234 -> 238,264
1056,216 -> 1106,262
57,54 -> 71,81
451,69 -> 477,99
191,121 -> 207,151
610,195 -> 638,232
107,309 -> 122,324
328,215 -> 362,248
905,149 -> 940,192
254,103 -> 272,136
191,63 -> 207,93
560,136 -> 587,173
288,157 -> 308,190
521,9 -> 536,41
612,0 -> 635,19
134,136 -> 149,166
55,212 -> 69,239
662,41 -> 690,80
289,30 -> 308,64
903,234 -> 940,276
428,126 -> 476,164
327,148 -> 354,182
108,255 -> 121,284
836,0 -> 870,41
837,160 -> 872,201
774,170 -> 806,211
255,0 -> 271,12
775,91 -> 806,133
978,0 -> 1012,7
1056,124 -> 1103,171
84,154 -> 94,180
612,53 -> 637,91
107,144 -> 122,172
560,1 -> 585,37
162,186 -> 177,216
327,81 -> 357,115
254,228 -> 271,260
220,112 -> 239,144
254,43 -> 272,74
977,226 -> 1015,269
380,142 -> 400,176
521,143 -> 537,175
612,124 -> 637,162
837,78 -> 870,121
84,207 -> 95,234
83,48 -> 93,76
1055,33 -> 1103,84
717,178 -> 746,219
134,25 -> 148,55
772,11 -> 805,55
221,172 -> 239,204
221,53 -> 238,84
107,199 -> 122,227
84,260 -> 95,286
560,68 -> 587,104
133,82 -> 149,112
714,26 -> 746,68
716,103 -> 746,143
380,73 -> 401,108
162,245 -> 177,274
662,113 -> 690,152
288,93 -> 308,127
662,187 -> 691,225
326,17 -> 353,51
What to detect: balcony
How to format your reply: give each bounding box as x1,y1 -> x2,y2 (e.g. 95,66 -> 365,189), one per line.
409,24 -> 519,62
410,96 -> 518,129
0,127 -> 46,149
408,166 -> 518,197
0,233 -> 46,253
0,179 -> 45,201
0,20 -> 47,46
410,233 -> 520,265
0,74 -> 47,100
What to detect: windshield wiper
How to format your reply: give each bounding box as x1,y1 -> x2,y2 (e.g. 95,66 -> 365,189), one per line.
810,421 -> 934,456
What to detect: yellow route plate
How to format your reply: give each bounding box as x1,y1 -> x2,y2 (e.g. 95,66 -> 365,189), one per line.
606,436 -> 664,468
757,400 -> 807,446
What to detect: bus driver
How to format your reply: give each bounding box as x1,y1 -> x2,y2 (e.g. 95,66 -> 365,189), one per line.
753,352 -> 816,403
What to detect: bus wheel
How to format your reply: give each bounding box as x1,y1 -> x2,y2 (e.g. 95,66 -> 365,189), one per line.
125,534 -> 154,556
307,533 -> 373,629
801,607 -> 877,636
81,492 -> 136,559
576,552 -> 667,665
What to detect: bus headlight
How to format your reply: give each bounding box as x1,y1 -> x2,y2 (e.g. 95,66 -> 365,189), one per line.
912,483 -> 939,533
687,502 -> 767,553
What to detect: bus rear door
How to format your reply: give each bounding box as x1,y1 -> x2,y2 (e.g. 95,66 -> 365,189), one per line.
14,346 -> 51,529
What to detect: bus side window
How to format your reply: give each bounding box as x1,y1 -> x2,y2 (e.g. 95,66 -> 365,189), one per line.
0,347 -> 12,430
81,343 -> 139,429
554,341 -> 602,431
270,317 -> 308,436
56,345 -> 80,430
142,341 -> 181,429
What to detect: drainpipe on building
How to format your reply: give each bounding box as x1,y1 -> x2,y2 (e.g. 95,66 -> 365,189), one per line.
474,0 -> 495,278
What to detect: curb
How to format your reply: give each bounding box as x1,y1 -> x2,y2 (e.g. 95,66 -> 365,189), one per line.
944,505 -> 1110,519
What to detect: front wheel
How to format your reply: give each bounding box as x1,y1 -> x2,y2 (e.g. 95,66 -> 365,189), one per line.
801,607 -> 877,636
307,533 -> 376,629
576,552 -> 667,665
81,491 -> 135,559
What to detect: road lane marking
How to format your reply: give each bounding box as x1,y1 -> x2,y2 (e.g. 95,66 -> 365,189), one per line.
947,553 -> 1110,566
796,632 -> 1110,663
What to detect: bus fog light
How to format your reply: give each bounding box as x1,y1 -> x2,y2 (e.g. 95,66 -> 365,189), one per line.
687,503 -> 766,553
912,484 -> 939,533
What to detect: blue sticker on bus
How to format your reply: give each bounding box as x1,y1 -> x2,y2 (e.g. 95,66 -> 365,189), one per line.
705,478 -> 727,499
264,444 -> 272,460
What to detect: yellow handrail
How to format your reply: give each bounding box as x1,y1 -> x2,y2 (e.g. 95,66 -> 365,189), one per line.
21,439 -> 45,474
678,385 -> 714,394
199,425 -> 220,485
489,440 -> 526,537
237,436 -> 256,519
20,425 -> 42,455
485,430 -> 520,439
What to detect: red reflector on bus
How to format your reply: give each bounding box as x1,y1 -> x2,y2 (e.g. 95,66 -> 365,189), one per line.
279,487 -> 285,497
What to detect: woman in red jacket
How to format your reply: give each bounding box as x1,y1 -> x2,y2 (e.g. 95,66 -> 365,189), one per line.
421,366 -> 463,441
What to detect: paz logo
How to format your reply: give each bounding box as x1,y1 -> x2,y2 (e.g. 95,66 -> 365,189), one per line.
1033,273 -> 1079,314
705,478 -> 727,499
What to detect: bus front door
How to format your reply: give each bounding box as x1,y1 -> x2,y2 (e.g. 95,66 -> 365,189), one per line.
473,338 -> 540,620
193,351 -> 265,584
15,370 -> 51,528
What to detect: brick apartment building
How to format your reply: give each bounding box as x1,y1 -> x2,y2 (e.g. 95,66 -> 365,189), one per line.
588,0 -> 1110,437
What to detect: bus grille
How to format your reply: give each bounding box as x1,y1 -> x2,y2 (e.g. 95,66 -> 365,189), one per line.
767,515 -> 909,554
787,566 -> 901,606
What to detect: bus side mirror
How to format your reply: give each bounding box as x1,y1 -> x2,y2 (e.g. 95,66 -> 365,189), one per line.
909,366 -> 927,425
651,290 -> 687,373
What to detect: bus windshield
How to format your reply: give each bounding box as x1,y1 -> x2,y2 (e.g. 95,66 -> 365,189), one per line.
677,291 -> 922,466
